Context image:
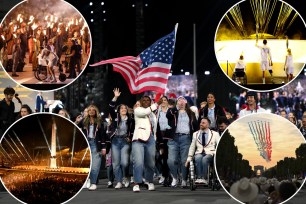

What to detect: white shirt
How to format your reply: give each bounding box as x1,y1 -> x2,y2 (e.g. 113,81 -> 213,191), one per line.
239,106 -> 267,118
256,44 -> 272,62
285,55 -> 293,68
235,59 -> 246,70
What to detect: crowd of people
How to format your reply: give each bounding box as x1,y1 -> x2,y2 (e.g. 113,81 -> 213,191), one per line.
227,176 -> 301,204
1,84 -> 305,196
2,171 -> 86,203
0,3 -> 90,82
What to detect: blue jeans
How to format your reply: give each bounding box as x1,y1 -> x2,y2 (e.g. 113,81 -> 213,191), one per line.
107,165 -> 114,182
89,139 -> 102,184
111,137 -> 131,182
167,134 -> 191,180
132,134 -> 156,184
194,153 -> 213,179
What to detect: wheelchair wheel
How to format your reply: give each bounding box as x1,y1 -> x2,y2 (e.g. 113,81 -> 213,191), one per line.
35,66 -> 48,81
189,161 -> 196,191
189,178 -> 196,191
231,73 -> 237,81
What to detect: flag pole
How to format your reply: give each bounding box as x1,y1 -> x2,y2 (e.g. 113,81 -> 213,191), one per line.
193,23 -> 197,106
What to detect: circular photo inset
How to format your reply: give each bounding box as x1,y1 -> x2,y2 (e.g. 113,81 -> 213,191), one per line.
0,113 -> 90,204
215,0 -> 306,91
215,113 -> 306,204
0,0 -> 92,91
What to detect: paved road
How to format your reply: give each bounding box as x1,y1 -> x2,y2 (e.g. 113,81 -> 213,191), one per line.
1,179 -> 305,204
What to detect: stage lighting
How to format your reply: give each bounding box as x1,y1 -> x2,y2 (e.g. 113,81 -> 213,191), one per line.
101,2 -> 104,5
185,72 -> 190,75
204,71 -> 210,75
89,2 -> 93,6
91,11 -> 93,14
91,19 -> 94,22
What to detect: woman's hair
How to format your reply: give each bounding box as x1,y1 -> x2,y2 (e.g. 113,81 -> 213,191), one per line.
83,105 -> 102,128
161,96 -> 169,101
59,109 -> 70,119
20,104 -> 33,114
116,104 -> 129,115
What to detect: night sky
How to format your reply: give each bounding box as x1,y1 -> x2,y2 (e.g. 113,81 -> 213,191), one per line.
1,114 -> 87,157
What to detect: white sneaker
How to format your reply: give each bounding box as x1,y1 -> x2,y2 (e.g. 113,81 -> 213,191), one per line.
148,183 -> 155,191
202,179 -> 208,185
115,182 -> 122,189
159,176 -> 165,184
88,184 -> 97,191
83,179 -> 91,188
195,179 -> 201,184
107,181 -> 113,188
171,178 -> 177,187
181,180 -> 187,187
122,177 -> 130,188
133,185 -> 140,192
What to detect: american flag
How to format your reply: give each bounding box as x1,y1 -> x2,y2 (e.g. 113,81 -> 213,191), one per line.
90,24 -> 177,94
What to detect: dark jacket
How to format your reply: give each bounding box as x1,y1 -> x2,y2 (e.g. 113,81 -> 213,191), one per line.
0,99 -> 15,132
78,119 -> 107,152
198,104 -> 225,130
155,107 -> 169,145
166,107 -> 198,140
108,101 -> 135,141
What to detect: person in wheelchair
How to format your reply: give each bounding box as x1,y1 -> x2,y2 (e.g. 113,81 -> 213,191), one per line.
185,117 -> 220,184
233,55 -> 246,82
39,48 -> 59,83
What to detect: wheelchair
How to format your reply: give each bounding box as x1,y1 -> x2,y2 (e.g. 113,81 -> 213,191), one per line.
188,159 -> 221,191
232,68 -> 247,85
34,65 -> 48,81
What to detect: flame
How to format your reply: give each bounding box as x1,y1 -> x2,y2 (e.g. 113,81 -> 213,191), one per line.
31,23 -> 38,30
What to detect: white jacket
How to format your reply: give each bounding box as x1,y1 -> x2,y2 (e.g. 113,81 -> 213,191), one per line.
187,129 -> 220,161
133,103 -> 157,141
